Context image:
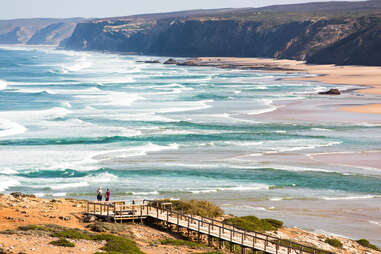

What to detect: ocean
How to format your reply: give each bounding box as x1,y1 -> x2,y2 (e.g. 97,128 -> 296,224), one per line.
0,45 -> 380,244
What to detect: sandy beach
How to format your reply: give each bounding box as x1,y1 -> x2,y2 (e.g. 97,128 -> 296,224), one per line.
195,57 -> 381,114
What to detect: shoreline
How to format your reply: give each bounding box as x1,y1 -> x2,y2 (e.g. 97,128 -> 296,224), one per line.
182,57 -> 381,114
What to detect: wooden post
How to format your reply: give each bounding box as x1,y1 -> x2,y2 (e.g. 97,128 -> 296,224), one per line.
113,205 -> 116,223
276,239 -> 280,254
197,220 -> 201,243
156,206 -> 159,218
264,235 -> 268,252
86,202 -> 89,213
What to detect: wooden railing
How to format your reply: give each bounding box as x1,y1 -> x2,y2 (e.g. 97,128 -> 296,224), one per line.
85,200 -> 331,254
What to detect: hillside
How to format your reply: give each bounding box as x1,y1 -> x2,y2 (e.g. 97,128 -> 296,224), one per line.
0,18 -> 83,45
62,0 -> 381,66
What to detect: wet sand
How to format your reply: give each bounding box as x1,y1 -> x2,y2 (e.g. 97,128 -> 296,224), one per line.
196,57 -> 381,114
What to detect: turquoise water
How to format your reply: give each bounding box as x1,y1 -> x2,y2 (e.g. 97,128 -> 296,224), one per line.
0,45 -> 381,242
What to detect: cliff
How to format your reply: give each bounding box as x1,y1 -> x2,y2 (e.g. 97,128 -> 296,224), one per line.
63,0 -> 381,66
0,18 -> 83,45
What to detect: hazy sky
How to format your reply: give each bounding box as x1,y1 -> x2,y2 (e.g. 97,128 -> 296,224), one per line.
1,0 -> 361,19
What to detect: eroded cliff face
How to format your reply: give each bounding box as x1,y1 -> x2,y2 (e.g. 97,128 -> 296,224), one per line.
0,18 -> 83,45
63,14 -> 381,65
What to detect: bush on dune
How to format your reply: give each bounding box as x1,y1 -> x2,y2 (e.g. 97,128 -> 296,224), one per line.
357,239 -> 380,251
151,199 -> 224,218
223,216 -> 283,232
325,238 -> 343,248
49,238 -> 75,247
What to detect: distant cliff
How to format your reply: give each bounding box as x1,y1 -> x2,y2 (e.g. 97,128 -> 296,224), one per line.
0,18 -> 83,45
63,11 -> 381,66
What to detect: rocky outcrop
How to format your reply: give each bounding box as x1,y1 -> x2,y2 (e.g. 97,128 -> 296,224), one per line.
163,58 -> 178,64
319,88 -> 341,95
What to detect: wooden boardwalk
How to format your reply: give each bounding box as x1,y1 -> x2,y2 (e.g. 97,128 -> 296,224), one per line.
85,200 -> 331,254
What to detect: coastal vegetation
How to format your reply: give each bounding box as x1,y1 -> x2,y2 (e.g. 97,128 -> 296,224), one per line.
16,224 -> 144,254
151,199 -> 224,218
49,238 -> 75,247
158,238 -> 206,249
324,238 -> 343,248
357,239 -> 380,251
223,216 -> 283,232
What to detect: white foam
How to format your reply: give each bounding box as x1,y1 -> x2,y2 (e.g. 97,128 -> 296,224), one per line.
52,192 -> 67,197
132,191 -> 159,195
368,220 -> 381,226
0,175 -> 20,191
269,197 -> 284,201
50,182 -> 89,190
0,118 -> 27,137
321,195 -> 379,200
61,102 -> 72,108
222,185 -> 271,191
86,172 -> 119,183
311,128 -> 331,132
154,100 -> 213,113
247,99 -> 279,115
0,80 -> 7,90
92,143 -> 179,161
272,165 -> 332,173
0,168 -> 18,175
222,141 -> 264,146
190,189 -> 218,194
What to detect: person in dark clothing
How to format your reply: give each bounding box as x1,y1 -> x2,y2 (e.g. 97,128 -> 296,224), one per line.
105,188 -> 110,201
97,187 -> 102,201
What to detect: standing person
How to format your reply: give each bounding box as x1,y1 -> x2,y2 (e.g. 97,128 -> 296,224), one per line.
105,188 -> 110,202
97,187 -> 102,201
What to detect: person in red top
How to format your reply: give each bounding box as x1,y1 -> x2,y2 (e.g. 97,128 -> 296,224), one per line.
105,188 -> 110,201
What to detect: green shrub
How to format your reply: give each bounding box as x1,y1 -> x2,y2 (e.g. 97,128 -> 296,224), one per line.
325,238 -> 343,248
94,252 -> 122,254
100,234 -> 144,254
198,252 -> 224,254
53,229 -> 92,240
18,225 -> 50,231
151,199 -> 223,218
223,216 -> 279,232
280,240 -> 331,254
159,239 -> 205,249
50,238 -> 75,247
262,218 -> 283,229
357,239 -> 380,251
